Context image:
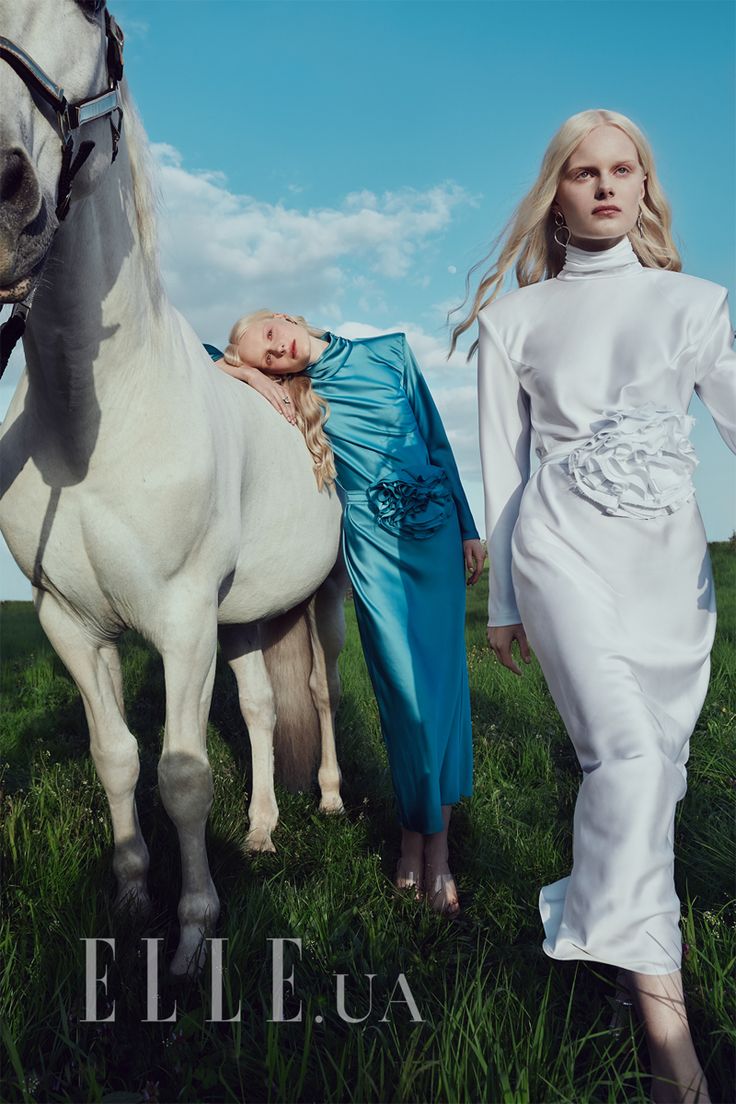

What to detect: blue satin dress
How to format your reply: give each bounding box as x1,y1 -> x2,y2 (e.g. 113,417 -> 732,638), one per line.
208,333 -> 478,834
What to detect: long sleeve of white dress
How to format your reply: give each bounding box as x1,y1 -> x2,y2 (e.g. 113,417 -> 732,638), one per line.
477,312 -> 531,626
694,288 -> 736,453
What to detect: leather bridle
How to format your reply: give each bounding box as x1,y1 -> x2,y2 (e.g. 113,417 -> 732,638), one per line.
0,6 -> 125,375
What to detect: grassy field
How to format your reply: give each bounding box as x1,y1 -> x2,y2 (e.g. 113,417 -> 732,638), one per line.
1,546 -> 734,1104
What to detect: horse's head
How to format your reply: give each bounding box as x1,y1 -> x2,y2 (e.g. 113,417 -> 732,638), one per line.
0,0 -> 123,303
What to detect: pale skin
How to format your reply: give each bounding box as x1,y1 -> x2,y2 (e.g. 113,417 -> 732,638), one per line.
488,125 -> 709,1103
217,314 -> 486,915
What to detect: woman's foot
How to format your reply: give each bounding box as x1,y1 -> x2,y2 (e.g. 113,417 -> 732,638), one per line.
423,862 -> 460,918
394,826 -> 424,900
394,858 -> 424,900
423,805 -> 460,918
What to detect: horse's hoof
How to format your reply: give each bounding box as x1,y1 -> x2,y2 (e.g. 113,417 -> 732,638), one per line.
169,931 -> 207,977
244,828 -> 277,853
319,795 -> 345,815
113,883 -> 152,918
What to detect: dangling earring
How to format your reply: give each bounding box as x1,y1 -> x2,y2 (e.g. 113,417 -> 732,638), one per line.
553,209 -> 571,248
636,208 -> 644,236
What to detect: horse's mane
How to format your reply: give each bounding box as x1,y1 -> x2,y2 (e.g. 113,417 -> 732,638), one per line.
120,82 -> 164,308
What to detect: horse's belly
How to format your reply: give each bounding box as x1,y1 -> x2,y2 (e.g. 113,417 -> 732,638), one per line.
217,481 -> 342,623
1,387 -> 344,631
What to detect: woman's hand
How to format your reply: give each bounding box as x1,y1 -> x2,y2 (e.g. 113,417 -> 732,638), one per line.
487,623 -> 531,676
217,360 -> 297,425
463,539 -> 486,585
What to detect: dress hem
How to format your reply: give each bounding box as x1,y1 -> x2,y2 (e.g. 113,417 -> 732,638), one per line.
539,879 -> 683,976
400,788 -> 474,835
540,940 -> 682,977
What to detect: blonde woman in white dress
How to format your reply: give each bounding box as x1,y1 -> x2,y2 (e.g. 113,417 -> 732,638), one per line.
452,109 -> 734,1103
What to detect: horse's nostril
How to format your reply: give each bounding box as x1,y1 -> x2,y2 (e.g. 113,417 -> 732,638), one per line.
0,147 -> 40,221
0,149 -> 27,203
0,152 -> 25,203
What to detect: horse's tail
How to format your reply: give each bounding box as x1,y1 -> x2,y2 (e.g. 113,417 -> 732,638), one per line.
262,557 -> 348,793
261,602 -> 321,791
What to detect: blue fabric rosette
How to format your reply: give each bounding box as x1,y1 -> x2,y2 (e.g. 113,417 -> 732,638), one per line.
364,464 -> 455,539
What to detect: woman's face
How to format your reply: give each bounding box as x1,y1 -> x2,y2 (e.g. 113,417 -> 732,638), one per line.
554,124 -> 646,248
237,314 -> 311,374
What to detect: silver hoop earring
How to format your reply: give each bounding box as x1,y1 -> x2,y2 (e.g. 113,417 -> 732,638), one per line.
636,208 -> 644,236
553,224 -> 571,249
553,209 -> 571,248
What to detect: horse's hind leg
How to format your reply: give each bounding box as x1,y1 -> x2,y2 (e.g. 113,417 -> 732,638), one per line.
218,623 -> 279,853
307,558 -> 348,814
33,589 -> 151,912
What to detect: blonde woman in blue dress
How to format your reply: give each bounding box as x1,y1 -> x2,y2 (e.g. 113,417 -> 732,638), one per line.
206,320 -> 485,916
453,109 -> 734,1101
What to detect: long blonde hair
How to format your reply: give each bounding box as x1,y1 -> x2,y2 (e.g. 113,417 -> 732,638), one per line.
224,309 -> 337,491
450,108 -> 681,358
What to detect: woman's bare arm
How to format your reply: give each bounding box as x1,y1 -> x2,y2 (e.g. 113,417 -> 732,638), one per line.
215,360 -> 297,424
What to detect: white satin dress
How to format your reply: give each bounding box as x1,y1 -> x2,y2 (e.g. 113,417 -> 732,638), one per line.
477,237 -> 735,975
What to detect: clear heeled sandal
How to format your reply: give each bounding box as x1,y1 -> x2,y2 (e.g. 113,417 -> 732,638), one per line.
607,968 -> 634,1035
425,867 -> 461,918
394,859 -> 424,901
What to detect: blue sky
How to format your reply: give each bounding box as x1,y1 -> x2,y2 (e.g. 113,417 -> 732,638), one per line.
1,0 -> 734,597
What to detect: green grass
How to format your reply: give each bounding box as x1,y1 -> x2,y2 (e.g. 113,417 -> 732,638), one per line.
1,544 -> 734,1103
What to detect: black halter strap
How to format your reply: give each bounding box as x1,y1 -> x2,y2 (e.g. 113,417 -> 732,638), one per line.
0,9 -> 125,375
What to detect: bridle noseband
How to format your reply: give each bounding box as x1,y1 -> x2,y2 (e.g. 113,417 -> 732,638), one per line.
0,8 -> 125,375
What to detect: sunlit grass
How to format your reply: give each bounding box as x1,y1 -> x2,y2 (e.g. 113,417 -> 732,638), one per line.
1,543 -> 734,1102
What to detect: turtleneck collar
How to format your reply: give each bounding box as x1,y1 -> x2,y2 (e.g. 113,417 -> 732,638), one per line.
305,331 -> 351,382
557,236 -> 644,280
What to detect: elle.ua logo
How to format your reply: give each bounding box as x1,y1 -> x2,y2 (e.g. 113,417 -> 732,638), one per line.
80,937 -> 424,1024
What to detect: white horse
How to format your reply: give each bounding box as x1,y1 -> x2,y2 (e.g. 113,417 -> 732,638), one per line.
0,0 -> 346,975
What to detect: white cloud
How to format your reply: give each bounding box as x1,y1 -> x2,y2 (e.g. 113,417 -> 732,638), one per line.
150,143 -> 472,339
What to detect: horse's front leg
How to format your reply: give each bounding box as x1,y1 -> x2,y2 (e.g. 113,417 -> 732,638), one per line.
33,588 -> 151,913
218,623 -> 279,853
158,604 -> 220,976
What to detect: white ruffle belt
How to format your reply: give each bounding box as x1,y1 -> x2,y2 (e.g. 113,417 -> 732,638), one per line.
538,403 -> 698,519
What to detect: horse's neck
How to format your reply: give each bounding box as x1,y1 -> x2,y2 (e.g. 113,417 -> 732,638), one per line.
24,134 -> 175,433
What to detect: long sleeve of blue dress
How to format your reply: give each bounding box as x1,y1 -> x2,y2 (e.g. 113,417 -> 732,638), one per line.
400,336 -> 480,542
